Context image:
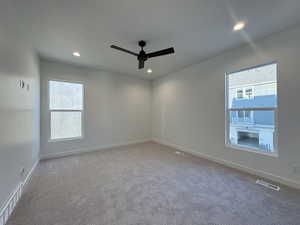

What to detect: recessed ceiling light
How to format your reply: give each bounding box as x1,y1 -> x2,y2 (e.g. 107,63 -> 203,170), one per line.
73,51 -> 80,57
233,21 -> 245,31
147,68 -> 152,74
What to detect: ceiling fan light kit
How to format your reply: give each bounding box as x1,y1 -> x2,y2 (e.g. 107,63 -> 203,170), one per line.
111,40 -> 175,69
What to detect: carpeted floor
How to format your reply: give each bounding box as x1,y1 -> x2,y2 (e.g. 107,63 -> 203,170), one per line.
7,142 -> 300,225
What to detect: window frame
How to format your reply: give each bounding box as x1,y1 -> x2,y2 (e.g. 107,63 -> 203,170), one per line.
225,61 -> 278,157
48,79 -> 85,142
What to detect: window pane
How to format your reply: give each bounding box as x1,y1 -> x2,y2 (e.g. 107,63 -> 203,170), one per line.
227,63 -> 277,109
49,81 -> 83,110
51,112 -> 82,140
229,110 -> 275,152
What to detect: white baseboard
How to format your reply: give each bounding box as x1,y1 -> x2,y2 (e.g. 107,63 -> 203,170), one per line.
153,138 -> 300,190
40,139 -> 152,160
0,183 -> 22,225
23,160 -> 39,188
0,160 -> 39,225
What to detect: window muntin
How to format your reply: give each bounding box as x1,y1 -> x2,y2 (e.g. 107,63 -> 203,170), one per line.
226,62 -> 277,155
49,81 -> 83,141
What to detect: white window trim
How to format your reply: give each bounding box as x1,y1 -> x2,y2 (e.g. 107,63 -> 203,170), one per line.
225,62 -> 278,157
48,79 -> 85,142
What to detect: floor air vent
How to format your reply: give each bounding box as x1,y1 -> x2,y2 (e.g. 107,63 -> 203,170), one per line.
256,179 -> 280,191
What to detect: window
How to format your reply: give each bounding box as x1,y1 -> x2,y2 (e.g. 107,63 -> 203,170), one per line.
237,110 -> 244,119
236,110 -> 252,122
236,89 -> 244,99
244,110 -> 251,120
245,88 -> 253,99
236,87 -> 253,99
226,62 -> 277,155
49,80 -> 83,141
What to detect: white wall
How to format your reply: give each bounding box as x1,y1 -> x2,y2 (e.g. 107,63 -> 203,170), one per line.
0,39 -> 40,210
40,60 -> 152,158
152,25 -> 300,188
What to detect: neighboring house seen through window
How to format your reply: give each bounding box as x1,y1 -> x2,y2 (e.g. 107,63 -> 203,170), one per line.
226,62 -> 277,156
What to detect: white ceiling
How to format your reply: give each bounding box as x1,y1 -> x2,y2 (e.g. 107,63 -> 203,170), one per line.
3,0 -> 300,79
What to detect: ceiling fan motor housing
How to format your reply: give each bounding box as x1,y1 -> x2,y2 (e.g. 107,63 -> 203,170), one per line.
138,50 -> 147,61
138,41 -> 148,61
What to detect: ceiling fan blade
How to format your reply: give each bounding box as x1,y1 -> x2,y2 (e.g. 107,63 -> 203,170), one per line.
138,60 -> 144,69
147,47 -> 175,58
111,45 -> 138,56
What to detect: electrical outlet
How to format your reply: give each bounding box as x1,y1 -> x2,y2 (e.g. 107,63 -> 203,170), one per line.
20,168 -> 25,178
19,80 -> 25,89
293,165 -> 300,174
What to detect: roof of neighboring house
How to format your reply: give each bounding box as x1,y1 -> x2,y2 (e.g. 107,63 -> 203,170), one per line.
228,63 -> 276,87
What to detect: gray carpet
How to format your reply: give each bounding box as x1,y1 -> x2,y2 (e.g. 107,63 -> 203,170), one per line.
7,142 -> 300,225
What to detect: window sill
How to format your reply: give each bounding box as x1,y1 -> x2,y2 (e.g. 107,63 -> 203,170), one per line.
48,136 -> 83,143
225,143 -> 278,158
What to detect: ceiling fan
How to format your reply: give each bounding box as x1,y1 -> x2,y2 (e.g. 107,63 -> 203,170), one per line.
111,40 -> 175,69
